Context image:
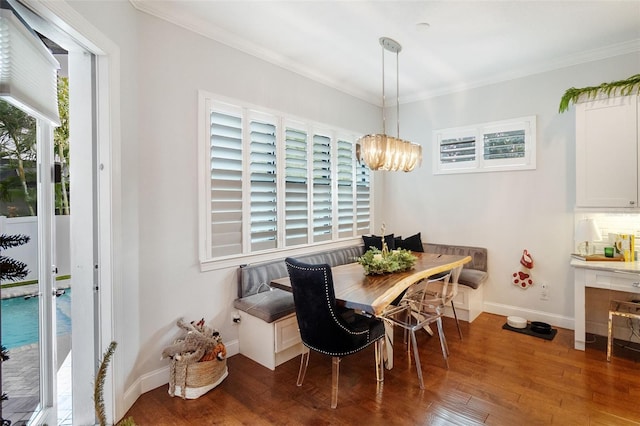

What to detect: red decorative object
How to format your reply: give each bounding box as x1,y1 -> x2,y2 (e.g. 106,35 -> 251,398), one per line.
520,249 -> 534,269
513,249 -> 535,289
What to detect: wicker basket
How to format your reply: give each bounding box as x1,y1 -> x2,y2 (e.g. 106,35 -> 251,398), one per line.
168,357 -> 228,399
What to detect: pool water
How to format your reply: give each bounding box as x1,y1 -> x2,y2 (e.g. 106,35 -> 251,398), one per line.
1,289 -> 71,349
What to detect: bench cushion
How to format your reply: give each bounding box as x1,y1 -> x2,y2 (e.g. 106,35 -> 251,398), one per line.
423,242 -> 488,290
233,288 -> 295,323
459,269 -> 488,290
235,245 -> 365,323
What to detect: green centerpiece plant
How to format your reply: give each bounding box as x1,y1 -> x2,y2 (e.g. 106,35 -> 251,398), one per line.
357,240 -> 417,275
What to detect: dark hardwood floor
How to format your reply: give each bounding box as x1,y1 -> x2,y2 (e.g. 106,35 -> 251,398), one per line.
124,313 -> 640,425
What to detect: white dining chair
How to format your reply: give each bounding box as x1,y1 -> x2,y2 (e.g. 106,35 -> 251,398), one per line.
382,272 -> 452,389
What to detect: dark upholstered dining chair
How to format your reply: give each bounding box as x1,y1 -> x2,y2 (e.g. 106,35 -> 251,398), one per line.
285,257 -> 385,409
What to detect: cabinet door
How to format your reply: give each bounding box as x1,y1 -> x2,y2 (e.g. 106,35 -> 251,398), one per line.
576,95 -> 638,207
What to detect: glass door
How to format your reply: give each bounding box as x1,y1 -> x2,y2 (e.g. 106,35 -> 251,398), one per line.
0,103 -> 58,425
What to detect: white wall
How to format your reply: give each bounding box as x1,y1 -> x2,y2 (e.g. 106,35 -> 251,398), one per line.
377,52 -> 640,327
68,1 -> 379,414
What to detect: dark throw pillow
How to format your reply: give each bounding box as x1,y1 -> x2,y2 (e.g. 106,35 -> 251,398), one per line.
399,232 -> 424,252
362,234 -> 395,251
394,236 -> 403,250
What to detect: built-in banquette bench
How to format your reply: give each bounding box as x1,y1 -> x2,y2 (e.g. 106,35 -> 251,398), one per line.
233,243 -> 488,370
422,243 -> 488,323
233,246 -> 364,370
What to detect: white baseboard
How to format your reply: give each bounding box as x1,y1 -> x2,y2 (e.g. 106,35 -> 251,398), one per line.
483,302 -> 574,330
121,339 -> 240,415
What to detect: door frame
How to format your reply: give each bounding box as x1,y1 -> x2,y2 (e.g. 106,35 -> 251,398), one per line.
21,0 -> 122,423
32,120 -> 57,425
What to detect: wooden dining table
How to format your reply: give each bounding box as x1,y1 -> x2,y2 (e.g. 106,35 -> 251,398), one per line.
270,251 -> 472,368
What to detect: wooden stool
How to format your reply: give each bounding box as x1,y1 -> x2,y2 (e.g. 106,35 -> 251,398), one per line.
607,300 -> 640,361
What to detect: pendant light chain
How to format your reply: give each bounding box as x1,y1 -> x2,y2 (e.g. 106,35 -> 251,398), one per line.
396,48 -> 400,139
381,41 -> 386,136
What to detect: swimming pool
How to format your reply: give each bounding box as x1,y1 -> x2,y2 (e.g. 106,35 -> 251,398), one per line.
1,289 -> 71,349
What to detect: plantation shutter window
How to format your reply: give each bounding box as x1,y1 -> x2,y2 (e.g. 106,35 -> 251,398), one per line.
355,158 -> 371,234
433,116 -> 536,174
199,92 -> 373,267
440,136 -> 476,164
483,130 -> 525,160
209,107 -> 243,258
249,114 -> 278,251
284,125 -> 309,246
336,139 -> 354,238
312,133 -> 332,242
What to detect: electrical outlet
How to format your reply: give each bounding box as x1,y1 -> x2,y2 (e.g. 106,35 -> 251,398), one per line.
540,283 -> 549,301
232,311 -> 241,324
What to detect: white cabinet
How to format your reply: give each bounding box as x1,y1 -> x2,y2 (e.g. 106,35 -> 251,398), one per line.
238,311 -> 302,370
575,95 -> 639,208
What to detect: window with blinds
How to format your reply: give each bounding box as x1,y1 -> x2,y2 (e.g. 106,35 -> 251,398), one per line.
199,92 -> 371,264
249,115 -> 278,252
483,130 -> 526,160
336,139 -> 354,238
284,125 -> 309,246
439,136 -> 476,164
312,133 -> 332,242
433,116 -> 536,174
209,108 -> 243,258
355,156 -> 371,234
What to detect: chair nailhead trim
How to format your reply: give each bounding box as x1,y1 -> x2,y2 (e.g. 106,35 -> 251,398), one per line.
286,261 -> 384,357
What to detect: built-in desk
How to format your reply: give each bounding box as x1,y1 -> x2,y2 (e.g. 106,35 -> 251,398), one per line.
571,259 -> 640,350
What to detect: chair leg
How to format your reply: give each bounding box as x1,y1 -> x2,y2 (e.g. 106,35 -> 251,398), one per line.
607,311 -> 613,362
331,356 -> 341,409
451,300 -> 463,340
297,348 -> 310,386
436,317 -> 450,369
383,319 -> 394,370
374,338 -> 384,383
409,330 -> 425,390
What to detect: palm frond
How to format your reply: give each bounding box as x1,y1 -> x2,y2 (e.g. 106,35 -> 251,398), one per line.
559,74 -> 640,113
95,341 -> 117,426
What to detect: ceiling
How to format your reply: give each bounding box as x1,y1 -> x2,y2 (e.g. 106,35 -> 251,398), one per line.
130,1 -> 640,105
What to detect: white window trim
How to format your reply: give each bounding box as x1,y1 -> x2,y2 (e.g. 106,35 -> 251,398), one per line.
433,115 -> 537,175
198,90 -> 373,271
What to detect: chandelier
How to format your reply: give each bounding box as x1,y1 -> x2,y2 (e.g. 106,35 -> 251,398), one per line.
358,37 -> 422,172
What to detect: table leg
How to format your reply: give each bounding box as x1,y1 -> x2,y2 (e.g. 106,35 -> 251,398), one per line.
574,268 -> 586,350
607,310 -> 613,362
